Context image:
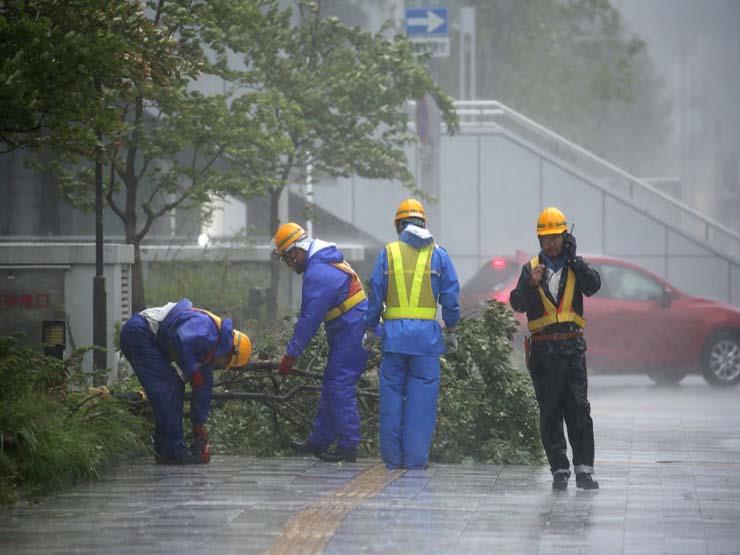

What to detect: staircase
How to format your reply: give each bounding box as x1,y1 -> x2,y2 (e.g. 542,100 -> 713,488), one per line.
452,100 -> 740,266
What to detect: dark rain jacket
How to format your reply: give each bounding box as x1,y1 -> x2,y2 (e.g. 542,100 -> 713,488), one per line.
509,254 -> 601,353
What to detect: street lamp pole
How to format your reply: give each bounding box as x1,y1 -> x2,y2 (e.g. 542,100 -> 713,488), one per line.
93,80 -> 107,385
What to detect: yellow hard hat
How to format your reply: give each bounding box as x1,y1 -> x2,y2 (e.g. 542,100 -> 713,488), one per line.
228,330 -> 252,368
394,198 -> 426,223
536,206 -> 568,236
272,222 -> 307,255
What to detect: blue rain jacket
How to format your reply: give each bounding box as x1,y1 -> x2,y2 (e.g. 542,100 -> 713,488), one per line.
155,298 -> 234,380
365,226 -> 460,356
154,298 -> 235,426
286,241 -> 368,357
285,240 -> 369,450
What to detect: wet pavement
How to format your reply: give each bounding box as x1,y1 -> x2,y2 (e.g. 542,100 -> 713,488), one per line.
1,375 -> 740,555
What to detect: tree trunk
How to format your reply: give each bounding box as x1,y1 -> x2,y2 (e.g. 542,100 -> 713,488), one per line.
131,241 -> 146,312
123,213 -> 145,311
39,149 -> 60,235
266,187 -> 283,318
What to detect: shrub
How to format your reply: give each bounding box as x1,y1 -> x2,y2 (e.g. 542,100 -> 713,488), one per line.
433,301 -> 543,464
208,301 -> 542,464
0,336 -> 150,505
145,259 -> 270,326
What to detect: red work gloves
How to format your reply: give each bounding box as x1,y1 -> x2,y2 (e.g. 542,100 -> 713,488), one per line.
191,424 -> 211,464
278,354 -> 295,376
190,370 -> 204,390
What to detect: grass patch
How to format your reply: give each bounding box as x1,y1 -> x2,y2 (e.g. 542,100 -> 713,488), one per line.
0,335 -> 150,505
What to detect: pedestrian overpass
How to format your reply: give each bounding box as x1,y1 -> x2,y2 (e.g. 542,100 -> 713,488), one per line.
311,100 -> 740,305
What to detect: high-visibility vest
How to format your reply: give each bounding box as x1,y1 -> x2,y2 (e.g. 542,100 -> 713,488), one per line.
527,256 -> 586,333
324,261 -> 367,321
383,241 -> 436,320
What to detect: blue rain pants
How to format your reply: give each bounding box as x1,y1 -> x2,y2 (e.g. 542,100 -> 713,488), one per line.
120,314 -> 214,459
379,353 -> 441,469
308,319 -> 369,451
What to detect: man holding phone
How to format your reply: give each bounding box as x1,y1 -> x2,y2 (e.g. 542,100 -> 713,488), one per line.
509,207 -> 601,490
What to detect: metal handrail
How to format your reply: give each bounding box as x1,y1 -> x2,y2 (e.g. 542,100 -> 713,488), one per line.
451,100 -> 740,249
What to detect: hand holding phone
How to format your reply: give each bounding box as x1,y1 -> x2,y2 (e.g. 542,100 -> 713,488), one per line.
564,232 -> 577,261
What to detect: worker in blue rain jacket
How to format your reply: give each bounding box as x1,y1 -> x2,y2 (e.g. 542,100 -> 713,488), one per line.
120,299 -> 252,464
273,222 -> 370,463
364,199 -> 461,469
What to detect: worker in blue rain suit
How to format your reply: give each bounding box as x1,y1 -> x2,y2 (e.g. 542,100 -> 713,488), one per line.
509,207 -> 601,490
273,222 -> 369,463
120,299 -> 252,464
364,199 -> 460,470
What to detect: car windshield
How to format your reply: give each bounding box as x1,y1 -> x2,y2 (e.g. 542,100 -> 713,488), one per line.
462,259 -> 518,297
593,263 -> 665,302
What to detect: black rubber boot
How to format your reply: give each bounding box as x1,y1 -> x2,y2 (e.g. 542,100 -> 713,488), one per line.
291,439 -> 322,456
291,440 -> 340,462
552,473 -> 569,491
316,450 -> 342,463
336,447 -> 358,463
157,450 -> 207,465
576,473 -> 599,490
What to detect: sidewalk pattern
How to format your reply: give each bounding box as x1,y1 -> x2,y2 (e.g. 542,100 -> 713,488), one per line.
1,377 -> 739,554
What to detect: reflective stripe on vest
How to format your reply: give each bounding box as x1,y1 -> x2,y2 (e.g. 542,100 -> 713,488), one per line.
527,256 -> 586,333
324,261 -> 367,322
383,241 -> 436,320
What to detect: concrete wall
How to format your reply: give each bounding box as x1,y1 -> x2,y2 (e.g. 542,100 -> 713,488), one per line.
0,243 -> 134,381
308,129 -> 740,305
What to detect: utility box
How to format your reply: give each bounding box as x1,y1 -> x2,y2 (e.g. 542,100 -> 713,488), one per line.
0,243 -> 134,382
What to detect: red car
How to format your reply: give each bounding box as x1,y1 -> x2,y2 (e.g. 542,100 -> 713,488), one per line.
460,253 -> 740,387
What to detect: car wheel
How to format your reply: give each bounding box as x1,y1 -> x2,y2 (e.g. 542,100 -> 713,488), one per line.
702,331 -> 740,387
647,370 -> 686,386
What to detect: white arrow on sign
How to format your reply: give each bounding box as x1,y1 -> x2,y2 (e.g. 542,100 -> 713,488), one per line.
407,10 -> 446,34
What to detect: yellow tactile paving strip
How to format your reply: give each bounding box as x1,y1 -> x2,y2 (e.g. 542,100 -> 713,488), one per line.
266,463 -> 406,555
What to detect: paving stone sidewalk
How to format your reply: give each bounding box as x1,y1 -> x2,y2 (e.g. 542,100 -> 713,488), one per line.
1,376 -> 739,555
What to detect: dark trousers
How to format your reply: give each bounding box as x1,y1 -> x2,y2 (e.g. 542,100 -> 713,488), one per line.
120,314 -> 188,459
529,349 -> 595,476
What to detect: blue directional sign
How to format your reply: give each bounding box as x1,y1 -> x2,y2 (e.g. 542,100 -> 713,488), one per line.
405,8 -> 448,37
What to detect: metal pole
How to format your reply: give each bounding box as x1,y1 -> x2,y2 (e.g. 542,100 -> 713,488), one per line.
460,7 -> 476,100
458,14 -> 464,100
93,129 -> 107,385
306,154 -> 313,238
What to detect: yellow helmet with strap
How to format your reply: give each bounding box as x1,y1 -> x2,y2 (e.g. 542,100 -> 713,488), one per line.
272,222 -> 307,255
394,198 -> 426,224
536,206 -> 567,236
229,330 -> 252,368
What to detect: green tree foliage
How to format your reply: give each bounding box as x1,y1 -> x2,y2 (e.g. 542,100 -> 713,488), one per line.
0,336 -> 149,505
206,301 -> 541,465
3,0 -> 458,312
226,0 -> 459,314
49,0 -> 289,310
0,0 -> 168,153
430,0 -> 670,172
434,301 -> 542,464
145,257 -> 271,328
